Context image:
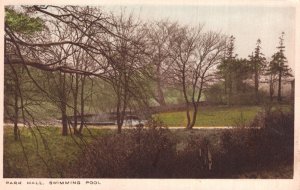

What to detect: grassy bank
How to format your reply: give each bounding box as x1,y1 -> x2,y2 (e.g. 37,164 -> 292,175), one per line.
154,106 -> 260,127
154,104 -> 292,127
3,126 -> 112,178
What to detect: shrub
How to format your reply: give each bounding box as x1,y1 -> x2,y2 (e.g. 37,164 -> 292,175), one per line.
126,120 -> 177,178
68,119 -> 215,178
216,109 -> 294,177
173,136 -> 213,178
69,120 -> 177,178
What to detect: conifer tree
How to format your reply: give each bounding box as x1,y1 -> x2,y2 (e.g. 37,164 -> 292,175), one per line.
249,39 -> 266,104
217,35 -> 237,106
267,32 -> 292,102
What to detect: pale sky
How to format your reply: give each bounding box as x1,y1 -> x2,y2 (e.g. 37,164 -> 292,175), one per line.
104,5 -> 295,72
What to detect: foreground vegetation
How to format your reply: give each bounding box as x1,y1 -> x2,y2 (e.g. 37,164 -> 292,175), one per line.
4,107 -> 294,178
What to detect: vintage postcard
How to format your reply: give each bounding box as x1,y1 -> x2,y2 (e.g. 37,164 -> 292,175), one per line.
0,0 -> 299,189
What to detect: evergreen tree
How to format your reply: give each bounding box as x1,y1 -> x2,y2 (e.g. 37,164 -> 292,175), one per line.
217,35 -> 237,106
249,39 -> 266,104
5,7 -> 44,34
267,32 -> 292,102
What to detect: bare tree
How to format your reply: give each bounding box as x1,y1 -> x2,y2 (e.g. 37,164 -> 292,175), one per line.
145,20 -> 176,106
5,5 -> 117,136
100,12 -> 150,133
169,25 -> 226,129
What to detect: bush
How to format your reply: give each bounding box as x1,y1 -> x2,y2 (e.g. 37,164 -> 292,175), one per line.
173,136 -> 213,178
68,120 -> 177,178
68,119 -> 215,178
126,120 -> 177,178
215,109 -> 294,177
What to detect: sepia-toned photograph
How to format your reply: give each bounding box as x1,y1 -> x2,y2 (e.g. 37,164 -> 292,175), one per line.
1,0 -> 299,189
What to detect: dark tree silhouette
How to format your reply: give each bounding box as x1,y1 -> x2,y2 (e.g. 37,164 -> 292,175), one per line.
267,32 -> 292,102
249,39 -> 266,104
217,35 -> 237,106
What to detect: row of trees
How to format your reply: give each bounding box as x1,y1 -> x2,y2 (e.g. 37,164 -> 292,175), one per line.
217,33 -> 292,106
4,6 -> 293,138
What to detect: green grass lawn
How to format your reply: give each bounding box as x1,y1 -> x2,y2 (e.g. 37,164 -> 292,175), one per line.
154,105 -> 292,127
3,126 -> 113,178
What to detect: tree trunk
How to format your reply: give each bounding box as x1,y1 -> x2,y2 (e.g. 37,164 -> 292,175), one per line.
79,75 -> 86,134
277,70 -> 282,102
156,66 -> 166,106
181,65 -> 192,129
228,74 -> 232,106
291,80 -> 295,101
224,76 -> 227,94
117,122 -> 122,134
13,89 -> 19,141
119,88 -> 128,134
269,75 -> 274,102
182,82 -> 191,129
61,90 -> 68,136
116,95 -> 121,134
189,104 -> 198,129
61,72 -> 68,136
61,107 -> 68,136
116,97 -> 125,134
254,63 -> 259,104
156,80 -> 166,106
116,89 -> 127,134
73,73 -> 79,135
189,82 -> 203,129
